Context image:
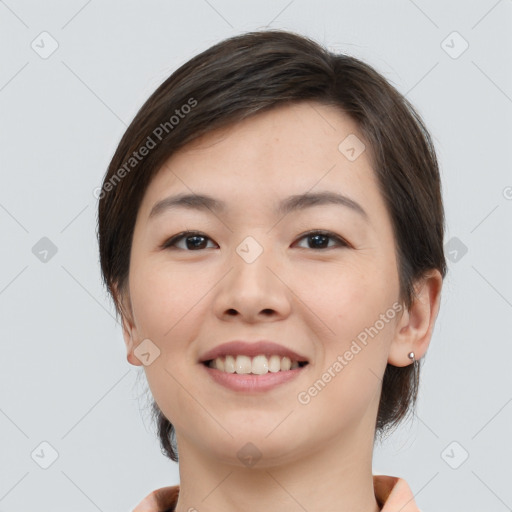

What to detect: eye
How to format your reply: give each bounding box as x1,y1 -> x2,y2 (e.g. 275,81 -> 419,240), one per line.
160,229 -> 349,251
294,230 -> 349,250
160,231 -> 217,251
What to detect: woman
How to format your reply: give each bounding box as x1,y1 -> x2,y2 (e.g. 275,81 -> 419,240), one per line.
97,29 -> 446,512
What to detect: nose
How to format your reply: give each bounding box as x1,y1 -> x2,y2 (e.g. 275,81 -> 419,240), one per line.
212,237 -> 292,324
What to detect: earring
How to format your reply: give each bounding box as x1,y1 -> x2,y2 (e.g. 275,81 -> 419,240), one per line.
408,351 -> 419,372
408,351 -> 419,397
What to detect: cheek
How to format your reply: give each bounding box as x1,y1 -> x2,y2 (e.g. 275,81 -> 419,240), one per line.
305,259 -> 397,367
296,260 -> 380,336
129,259 -> 203,336
129,260 -> 209,427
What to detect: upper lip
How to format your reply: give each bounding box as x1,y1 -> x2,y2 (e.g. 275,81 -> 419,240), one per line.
199,340 -> 309,363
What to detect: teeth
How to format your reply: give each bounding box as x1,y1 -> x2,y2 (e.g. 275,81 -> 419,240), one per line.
235,355 -> 252,374
252,355 -> 268,375
208,354 -> 304,373
281,356 -> 291,371
216,356 -> 225,372
268,354 -> 281,372
224,355 -> 235,373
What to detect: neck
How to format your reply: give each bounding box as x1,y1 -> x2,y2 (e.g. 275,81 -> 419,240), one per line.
173,422 -> 381,512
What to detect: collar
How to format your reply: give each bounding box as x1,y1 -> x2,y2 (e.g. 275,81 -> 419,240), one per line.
134,474 -> 420,511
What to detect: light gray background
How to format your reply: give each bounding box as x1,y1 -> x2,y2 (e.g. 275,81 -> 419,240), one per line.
1,1 -> 511,511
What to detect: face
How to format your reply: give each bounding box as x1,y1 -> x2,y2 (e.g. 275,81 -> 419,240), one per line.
121,101 -> 407,466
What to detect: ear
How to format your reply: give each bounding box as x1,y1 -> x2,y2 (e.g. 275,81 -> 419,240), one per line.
388,269 -> 443,367
112,281 -> 143,367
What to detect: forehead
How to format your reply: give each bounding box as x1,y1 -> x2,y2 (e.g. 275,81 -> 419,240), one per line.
175,101 -> 368,166
138,101 -> 383,223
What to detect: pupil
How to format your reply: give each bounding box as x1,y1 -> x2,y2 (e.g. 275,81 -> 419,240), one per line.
310,234 -> 327,248
187,235 -> 206,249
185,234 -> 329,250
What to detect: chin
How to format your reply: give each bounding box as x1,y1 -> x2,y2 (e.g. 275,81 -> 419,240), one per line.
207,428 -> 305,467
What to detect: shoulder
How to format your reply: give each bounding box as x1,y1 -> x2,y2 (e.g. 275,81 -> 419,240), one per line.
132,484 -> 179,512
373,474 -> 421,511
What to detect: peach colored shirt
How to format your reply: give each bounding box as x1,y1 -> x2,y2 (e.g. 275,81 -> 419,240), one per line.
133,474 -> 420,511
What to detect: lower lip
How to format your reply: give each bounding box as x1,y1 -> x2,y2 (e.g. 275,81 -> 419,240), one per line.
201,363 -> 307,392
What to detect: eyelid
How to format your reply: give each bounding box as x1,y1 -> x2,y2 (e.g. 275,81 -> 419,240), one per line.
294,230 -> 350,249
159,230 -> 214,250
160,229 -> 350,250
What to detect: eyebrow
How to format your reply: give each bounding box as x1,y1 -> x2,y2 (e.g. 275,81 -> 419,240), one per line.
148,191 -> 369,221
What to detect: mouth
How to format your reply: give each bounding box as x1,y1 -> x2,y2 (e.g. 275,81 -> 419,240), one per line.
198,340 -> 310,391
201,356 -> 309,392
202,355 -> 309,374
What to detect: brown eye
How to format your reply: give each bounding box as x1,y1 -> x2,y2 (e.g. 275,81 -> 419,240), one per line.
294,230 -> 349,250
162,231 -> 216,251
161,229 -> 349,251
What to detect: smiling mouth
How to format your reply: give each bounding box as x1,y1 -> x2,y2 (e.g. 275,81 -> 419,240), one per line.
203,354 -> 309,374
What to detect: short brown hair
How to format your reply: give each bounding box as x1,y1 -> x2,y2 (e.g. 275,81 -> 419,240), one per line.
97,29 -> 447,462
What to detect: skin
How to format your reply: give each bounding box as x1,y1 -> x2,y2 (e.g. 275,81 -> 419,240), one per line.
118,101 -> 443,512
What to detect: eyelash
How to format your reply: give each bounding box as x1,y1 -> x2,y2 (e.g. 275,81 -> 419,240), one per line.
160,230 -> 350,251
